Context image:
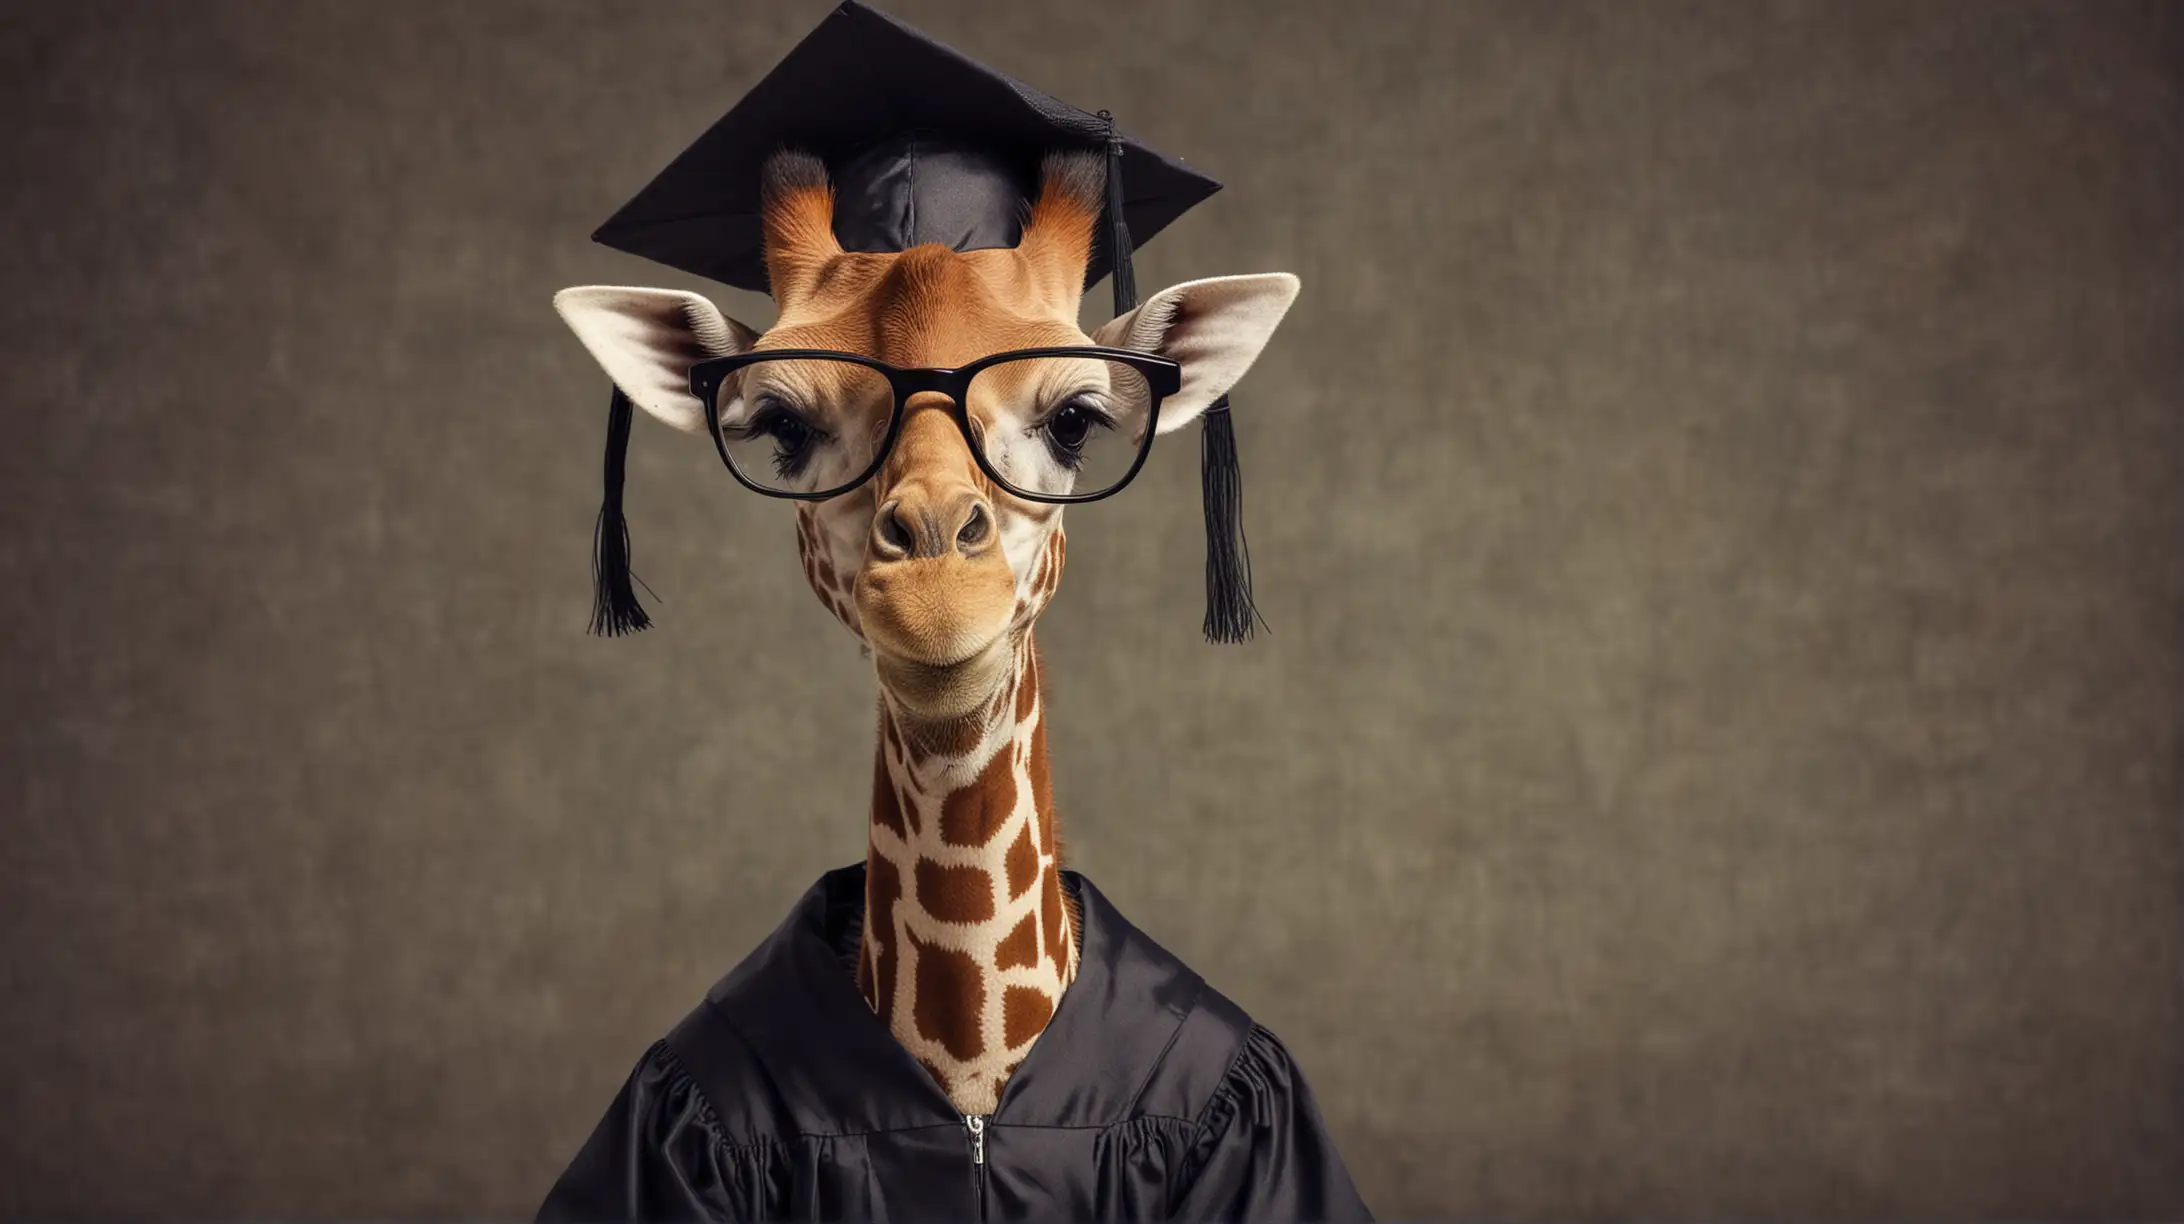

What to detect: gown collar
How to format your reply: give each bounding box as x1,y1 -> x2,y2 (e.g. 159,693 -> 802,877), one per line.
703,862 -> 1207,1133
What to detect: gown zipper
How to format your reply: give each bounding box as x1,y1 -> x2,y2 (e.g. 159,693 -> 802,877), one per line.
964,1113 -> 989,1217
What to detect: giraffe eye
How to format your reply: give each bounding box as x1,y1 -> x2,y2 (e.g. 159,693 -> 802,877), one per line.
731,395 -> 827,480
1038,395 -> 1113,470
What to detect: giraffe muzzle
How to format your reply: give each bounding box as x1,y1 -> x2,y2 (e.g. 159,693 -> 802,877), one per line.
855,489 -> 1018,673
870,491 -> 996,562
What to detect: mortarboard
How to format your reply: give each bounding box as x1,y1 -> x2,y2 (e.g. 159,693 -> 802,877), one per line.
582,0 -> 1263,643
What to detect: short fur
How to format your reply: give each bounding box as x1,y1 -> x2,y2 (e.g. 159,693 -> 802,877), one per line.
760,149 -> 842,306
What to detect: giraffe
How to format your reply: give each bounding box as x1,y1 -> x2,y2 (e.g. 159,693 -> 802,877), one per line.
554,148 -> 1300,1117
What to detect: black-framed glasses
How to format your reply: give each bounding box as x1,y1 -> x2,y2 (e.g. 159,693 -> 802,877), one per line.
688,347 -> 1183,504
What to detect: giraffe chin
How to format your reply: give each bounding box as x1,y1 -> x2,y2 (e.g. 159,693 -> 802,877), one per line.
854,556 -> 1017,671
869,632 -> 1016,722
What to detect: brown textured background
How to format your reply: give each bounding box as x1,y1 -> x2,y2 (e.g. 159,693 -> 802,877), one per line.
3,0 -> 2180,1218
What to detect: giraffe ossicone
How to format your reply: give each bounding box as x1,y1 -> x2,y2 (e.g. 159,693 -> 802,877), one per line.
554,151 -> 1299,1116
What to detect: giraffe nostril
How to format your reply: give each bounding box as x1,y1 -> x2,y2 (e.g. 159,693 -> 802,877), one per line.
876,500 -> 915,556
956,502 -> 990,550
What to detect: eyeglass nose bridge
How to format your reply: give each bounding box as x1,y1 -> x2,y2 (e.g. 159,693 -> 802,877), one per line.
880,385 -> 976,460
884,367 -> 961,399
876,370 -> 982,469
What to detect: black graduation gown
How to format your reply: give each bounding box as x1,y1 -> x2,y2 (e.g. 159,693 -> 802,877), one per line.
537,863 -> 1372,1223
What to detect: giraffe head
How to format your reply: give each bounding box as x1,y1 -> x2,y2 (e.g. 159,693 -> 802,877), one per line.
555,151 -> 1298,717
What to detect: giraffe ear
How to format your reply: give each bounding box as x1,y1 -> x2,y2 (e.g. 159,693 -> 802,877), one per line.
1090,273 -> 1300,435
553,286 -> 760,433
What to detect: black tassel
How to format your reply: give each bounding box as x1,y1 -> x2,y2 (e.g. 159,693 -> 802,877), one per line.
1199,395 -> 1263,643
1103,110 -> 1260,643
589,386 -> 659,636
1100,110 -> 1137,317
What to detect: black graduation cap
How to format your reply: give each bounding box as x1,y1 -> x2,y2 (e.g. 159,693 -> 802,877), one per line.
584,0 -> 1262,643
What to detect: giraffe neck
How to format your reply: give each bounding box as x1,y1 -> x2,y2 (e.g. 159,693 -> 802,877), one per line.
856,631 -> 1079,1116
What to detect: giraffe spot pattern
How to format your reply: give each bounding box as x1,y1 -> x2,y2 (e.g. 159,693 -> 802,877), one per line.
995,912 -> 1039,971
842,519 -> 1076,1114
797,508 -> 866,637
1002,984 -> 1054,1048
910,932 -> 986,1061
862,854 -> 902,1017
939,745 -> 1016,847
1005,821 -> 1037,900
915,858 -> 995,924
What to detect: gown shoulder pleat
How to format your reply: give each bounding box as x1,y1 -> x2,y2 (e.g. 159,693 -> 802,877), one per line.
536,1038 -> 791,1223
1169,1023 -> 1374,1222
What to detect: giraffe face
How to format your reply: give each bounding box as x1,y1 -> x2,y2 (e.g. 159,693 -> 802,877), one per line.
551,152 -> 1303,690
754,155 -> 1106,709
770,268 -> 1081,701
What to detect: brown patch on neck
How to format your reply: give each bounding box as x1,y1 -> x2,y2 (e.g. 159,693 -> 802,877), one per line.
915,858 -> 996,924
1002,984 -> 1055,1047
939,744 -> 1018,847
995,912 -> 1038,970
1004,821 -> 1037,899
908,929 -> 985,1062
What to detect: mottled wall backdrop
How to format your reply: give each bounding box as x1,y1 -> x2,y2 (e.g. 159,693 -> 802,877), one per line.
3,1 -> 2179,1218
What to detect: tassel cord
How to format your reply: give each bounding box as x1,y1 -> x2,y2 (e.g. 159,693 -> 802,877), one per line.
1199,397 -> 1265,643
1100,110 -> 1137,317
1102,110 -> 1262,643
589,387 -> 658,636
